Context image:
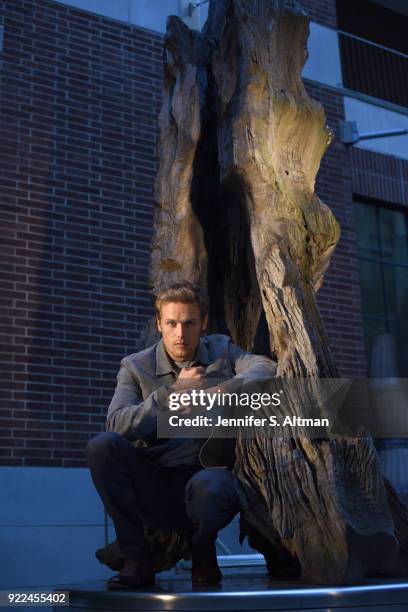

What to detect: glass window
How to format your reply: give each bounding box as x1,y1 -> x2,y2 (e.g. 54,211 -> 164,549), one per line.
357,259 -> 385,318
379,209 -> 408,265
383,264 -> 408,319
355,202 -> 380,258
355,201 -> 408,377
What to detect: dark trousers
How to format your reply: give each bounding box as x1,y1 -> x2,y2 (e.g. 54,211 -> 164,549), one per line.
86,432 -> 240,561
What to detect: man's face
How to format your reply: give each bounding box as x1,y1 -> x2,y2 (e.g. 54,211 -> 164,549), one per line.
157,301 -> 208,362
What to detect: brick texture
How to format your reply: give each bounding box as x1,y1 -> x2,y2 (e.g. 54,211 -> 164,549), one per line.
351,148 -> 408,208
0,0 -> 162,466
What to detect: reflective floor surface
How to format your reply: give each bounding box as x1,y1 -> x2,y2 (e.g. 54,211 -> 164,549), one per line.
55,565 -> 408,611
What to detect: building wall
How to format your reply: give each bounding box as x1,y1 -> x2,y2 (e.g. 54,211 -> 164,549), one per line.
1,0 -> 161,468
343,97 -> 408,161
52,0 -> 205,32
300,0 -> 337,28
351,147 -> 408,207
0,466 -> 112,589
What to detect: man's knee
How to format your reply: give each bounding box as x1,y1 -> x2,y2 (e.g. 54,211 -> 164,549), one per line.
185,468 -> 239,532
186,468 -> 230,498
86,431 -> 127,466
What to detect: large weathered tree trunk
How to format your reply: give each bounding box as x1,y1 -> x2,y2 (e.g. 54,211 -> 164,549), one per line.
151,19 -> 209,295
148,0 -> 408,584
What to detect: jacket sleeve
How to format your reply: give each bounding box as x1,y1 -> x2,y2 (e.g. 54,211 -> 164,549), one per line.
106,358 -> 171,442
228,341 -> 277,381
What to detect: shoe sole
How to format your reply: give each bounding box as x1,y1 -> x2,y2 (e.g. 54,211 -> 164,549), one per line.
107,576 -> 155,591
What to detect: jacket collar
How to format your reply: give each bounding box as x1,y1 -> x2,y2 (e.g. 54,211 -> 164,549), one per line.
155,337 -> 210,375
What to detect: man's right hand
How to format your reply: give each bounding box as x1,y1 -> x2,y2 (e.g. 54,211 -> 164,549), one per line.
170,366 -> 206,414
173,366 -> 205,390
178,366 -> 205,380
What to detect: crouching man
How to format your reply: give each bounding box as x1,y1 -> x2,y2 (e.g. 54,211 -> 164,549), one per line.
86,282 -> 276,589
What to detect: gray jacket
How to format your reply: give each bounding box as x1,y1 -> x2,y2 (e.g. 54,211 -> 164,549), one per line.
106,334 -> 276,468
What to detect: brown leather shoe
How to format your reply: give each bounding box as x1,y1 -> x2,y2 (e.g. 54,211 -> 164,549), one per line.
107,558 -> 155,590
191,542 -> 222,587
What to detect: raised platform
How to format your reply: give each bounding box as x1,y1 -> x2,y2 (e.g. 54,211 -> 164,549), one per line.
55,565 -> 408,611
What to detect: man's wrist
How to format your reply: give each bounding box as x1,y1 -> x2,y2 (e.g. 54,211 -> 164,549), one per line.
154,385 -> 173,410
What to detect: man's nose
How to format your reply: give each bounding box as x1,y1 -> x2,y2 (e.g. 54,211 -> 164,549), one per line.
176,323 -> 185,337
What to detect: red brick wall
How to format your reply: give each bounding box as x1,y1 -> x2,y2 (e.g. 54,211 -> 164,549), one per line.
351,148 -> 408,207
0,0 -> 162,466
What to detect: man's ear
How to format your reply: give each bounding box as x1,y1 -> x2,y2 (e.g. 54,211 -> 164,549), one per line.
201,313 -> 208,332
156,317 -> 162,333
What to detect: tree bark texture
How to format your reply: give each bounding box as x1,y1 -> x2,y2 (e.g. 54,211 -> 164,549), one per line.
147,0 -> 408,584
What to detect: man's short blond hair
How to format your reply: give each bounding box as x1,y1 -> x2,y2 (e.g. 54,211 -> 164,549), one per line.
154,282 -> 208,319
